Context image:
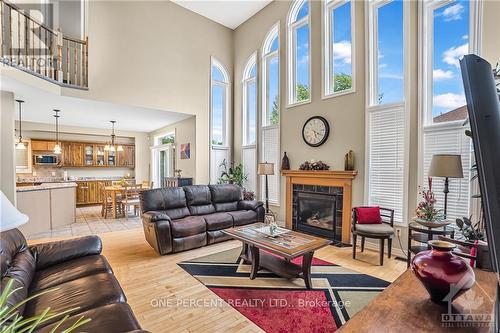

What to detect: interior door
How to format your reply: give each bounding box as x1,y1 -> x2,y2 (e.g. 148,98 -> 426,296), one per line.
152,145 -> 175,188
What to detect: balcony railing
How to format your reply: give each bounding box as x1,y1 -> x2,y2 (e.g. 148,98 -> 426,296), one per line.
0,0 -> 88,88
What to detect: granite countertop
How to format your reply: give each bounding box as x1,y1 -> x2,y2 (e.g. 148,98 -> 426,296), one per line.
16,182 -> 78,192
16,177 -> 132,184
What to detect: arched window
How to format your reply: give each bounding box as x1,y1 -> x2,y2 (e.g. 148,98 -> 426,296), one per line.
287,0 -> 310,105
323,0 -> 354,97
210,57 -> 231,184
261,22 -> 280,205
242,52 -> 257,193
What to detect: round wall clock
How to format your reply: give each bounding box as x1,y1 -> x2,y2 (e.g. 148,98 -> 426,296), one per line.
302,116 -> 330,147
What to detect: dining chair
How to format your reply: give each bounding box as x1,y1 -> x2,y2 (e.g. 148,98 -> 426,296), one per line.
122,184 -> 142,219
101,186 -> 124,218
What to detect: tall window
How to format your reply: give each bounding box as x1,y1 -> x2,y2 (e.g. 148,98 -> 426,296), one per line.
242,53 -> 257,193
287,0 -> 310,105
420,0 -> 479,221
210,58 -> 231,184
366,0 -> 408,223
261,23 -> 280,205
323,0 -> 354,97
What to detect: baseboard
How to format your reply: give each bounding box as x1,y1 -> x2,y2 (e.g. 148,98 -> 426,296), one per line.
355,239 -> 407,259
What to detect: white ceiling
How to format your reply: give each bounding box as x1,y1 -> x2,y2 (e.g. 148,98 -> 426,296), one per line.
173,0 -> 272,30
1,76 -> 192,133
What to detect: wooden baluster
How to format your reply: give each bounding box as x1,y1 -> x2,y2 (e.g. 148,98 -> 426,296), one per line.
17,10 -> 20,64
81,41 -> 84,86
57,29 -> 62,82
38,23 -> 41,74
74,41 -> 77,85
66,39 -> 69,84
85,36 -> 88,87
0,1 -> 3,59
9,7 -> 12,64
24,15 -> 28,69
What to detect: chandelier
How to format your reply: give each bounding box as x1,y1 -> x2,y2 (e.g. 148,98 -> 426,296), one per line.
104,120 -> 123,152
15,99 -> 25,150
53,109 -> 62,154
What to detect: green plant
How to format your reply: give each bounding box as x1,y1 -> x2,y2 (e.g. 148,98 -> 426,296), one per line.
296,84 -> 310,102
0,279 -> 90,332
270,95 -> 279,125
333,73 -> 352,92
217,160 -> 247,187
456,216 -> 485,242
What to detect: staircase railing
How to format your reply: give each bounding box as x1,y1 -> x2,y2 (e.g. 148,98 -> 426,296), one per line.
0,0 -> 88,88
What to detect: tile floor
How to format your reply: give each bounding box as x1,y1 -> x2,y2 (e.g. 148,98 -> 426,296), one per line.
27,205 -> 142,240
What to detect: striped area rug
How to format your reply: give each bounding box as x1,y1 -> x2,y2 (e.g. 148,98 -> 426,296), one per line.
178,247 -> 390,333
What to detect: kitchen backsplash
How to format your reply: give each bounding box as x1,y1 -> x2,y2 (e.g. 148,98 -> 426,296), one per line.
17,166 -> 135,182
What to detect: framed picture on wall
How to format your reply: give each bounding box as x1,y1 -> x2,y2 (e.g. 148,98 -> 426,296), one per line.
180,143 -> 190,159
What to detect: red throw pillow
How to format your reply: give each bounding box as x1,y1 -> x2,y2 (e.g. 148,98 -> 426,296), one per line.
356,207 -> 382,224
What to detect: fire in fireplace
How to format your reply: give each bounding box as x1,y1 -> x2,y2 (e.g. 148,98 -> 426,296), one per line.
292,185 -> 343,245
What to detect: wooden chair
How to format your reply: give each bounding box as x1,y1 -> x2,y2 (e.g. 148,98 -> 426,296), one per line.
141,180 -> 153,189
101,186 -> 124,218
352,207 -> 395,265
121,184 -> 142,219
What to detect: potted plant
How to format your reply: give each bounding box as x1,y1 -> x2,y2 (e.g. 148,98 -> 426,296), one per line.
218,160 -> 254,199
414,177 -> 447,227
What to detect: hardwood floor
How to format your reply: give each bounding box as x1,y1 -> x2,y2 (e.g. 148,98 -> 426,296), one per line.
29,228 -> 407,333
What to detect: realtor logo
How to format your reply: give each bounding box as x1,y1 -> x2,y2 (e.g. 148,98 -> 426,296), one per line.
441,274 -> 493,328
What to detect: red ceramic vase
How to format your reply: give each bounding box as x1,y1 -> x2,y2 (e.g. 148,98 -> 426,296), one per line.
411,240 -> 475,304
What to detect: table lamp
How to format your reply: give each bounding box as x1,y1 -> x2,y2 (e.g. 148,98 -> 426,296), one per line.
428,154 -> 464,219
1,191 -> 29,232
257,162 -> 275,213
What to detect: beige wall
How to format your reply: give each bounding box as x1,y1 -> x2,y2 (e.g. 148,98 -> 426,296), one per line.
0,91 -> 16,202
482,0 -> 500,65
63,0 -> 234,185
17,121 -> 150,182
233,1 -> 367,222
149,116 -> 197,182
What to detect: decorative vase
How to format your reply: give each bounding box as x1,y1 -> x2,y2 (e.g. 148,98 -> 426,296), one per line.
344,150 -> 354,171
411,240 -> 475,304
281,152 -> 290,171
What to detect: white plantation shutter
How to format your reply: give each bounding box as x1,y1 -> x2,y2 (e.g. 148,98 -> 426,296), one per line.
423,125 -> 471,221
210,147 -> 229,184
261,126 -> 280,205
242,147 -> 256,193
368,107 -> 405,223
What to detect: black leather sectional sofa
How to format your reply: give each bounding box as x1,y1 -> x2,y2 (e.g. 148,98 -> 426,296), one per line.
0,229 -> 147,332
141,184 -> 265,255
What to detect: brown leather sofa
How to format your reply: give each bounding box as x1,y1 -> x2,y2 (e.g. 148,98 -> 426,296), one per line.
141,184 -> 265,255
0,229 -> 147,332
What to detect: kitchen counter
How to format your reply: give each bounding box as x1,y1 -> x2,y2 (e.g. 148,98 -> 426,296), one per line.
16,183 -> 77,237
16,182 -> 78,192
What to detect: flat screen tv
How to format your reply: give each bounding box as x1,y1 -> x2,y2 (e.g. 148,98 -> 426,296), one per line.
461,54 -> 500,331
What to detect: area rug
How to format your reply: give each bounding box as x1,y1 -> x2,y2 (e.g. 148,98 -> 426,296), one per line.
178,247 -> 390,333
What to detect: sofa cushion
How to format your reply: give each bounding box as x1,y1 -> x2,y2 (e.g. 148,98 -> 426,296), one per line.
201,212 -> 233,231
24,272 -> 126,326
30,255 -> 112,291
214,202 -> 239,212
170,216 -> 206,238
0,229 -> 36,315
140,187 -> 188,212
355,223 -> 394,236
184,185 -> 216,216
207,230 -> 232,244
37,303 -> 141,333
209,185 -> 242,203
228,210 -> 258,226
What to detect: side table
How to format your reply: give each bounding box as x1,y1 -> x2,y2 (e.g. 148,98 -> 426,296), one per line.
407,221 -> 455,268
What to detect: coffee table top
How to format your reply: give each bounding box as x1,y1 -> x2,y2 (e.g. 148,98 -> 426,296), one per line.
223,223 -> 331,259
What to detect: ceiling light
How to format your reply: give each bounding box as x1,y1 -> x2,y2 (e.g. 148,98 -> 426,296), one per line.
53,109 -> 62,154
15,100 -> 25,150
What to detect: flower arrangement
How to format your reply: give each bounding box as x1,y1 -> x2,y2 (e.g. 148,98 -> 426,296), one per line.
243,189 -> 255,201
415,177 -> 444,223
299,160 -> 330,171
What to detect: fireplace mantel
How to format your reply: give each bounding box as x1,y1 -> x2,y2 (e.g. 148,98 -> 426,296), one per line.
282,170 -> 358,244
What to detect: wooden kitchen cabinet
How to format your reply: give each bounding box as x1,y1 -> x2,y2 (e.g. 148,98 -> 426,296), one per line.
117,145 -> 135,168
76,180 -> 114,205
71,143 -> 84,167
31,140 -> 56,151
76,182 -> 89,205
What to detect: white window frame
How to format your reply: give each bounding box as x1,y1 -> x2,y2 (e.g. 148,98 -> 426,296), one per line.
261,22 -> 281,206
210,57 -> 231,184
242,52 -> 258,147
322,0 -> 356,99
417,0 -> 482,219
287,0 -> 311,107
365,0 -> 411,225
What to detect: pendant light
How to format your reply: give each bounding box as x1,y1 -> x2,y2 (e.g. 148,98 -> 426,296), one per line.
15,99 -> 26,150
104,121 -> 123,152
53,109 -> 62,154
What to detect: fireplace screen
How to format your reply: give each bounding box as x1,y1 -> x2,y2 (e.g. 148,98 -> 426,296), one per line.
297,192 -> 336,231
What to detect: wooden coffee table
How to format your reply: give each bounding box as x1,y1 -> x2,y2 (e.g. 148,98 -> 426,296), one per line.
222,223 -> 331,289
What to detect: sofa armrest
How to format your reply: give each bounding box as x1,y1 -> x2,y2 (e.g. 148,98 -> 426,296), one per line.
29,235 -> 102,270
142,211 -> 172,223
238,200 -> 264,211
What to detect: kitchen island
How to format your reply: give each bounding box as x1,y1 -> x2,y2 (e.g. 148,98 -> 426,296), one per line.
16,182 -> 77,237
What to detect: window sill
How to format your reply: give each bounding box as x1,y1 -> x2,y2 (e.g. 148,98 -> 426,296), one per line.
322,88 -> 356,100
286,99 -> 311,109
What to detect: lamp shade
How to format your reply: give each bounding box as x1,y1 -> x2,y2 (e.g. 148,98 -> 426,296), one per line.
0,191 -> 28,232
428,154 -> 464,178
257,162 -> 275,175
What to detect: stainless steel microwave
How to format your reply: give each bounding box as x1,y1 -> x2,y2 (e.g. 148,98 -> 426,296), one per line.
34,154 -> 59,165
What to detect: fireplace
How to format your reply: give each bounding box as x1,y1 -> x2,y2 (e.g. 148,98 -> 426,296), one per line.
292,185 -> 343,245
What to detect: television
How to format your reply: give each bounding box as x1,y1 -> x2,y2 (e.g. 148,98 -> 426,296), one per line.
460,54 -> 500,331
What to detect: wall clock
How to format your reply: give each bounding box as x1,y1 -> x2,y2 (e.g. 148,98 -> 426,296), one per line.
302,116 -> 330,147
